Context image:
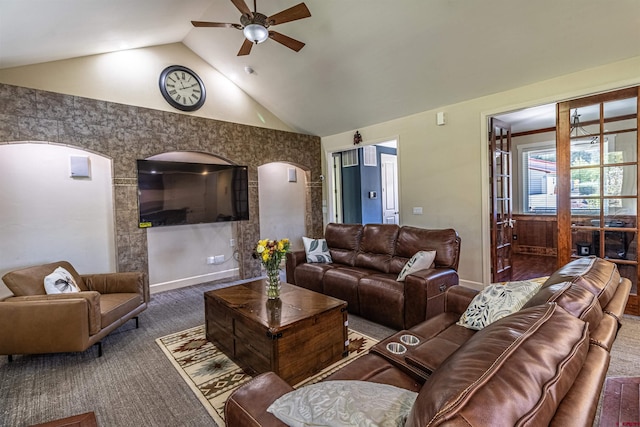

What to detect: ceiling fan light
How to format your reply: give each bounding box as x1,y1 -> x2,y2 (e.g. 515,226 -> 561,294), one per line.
243,24 -> 269,44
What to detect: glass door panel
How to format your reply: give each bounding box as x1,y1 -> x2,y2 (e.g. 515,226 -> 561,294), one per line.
559,87 -> 639,315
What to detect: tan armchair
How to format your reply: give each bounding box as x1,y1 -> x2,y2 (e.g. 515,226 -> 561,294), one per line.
0,261 -> 149,360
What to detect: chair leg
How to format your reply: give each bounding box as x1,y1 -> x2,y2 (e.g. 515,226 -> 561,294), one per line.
7,355 -> 12,362
96,342 -> 102,357
134,316 -> 139,329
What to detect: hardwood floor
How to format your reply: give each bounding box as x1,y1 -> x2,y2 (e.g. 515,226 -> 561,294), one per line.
511,253 -> 558,281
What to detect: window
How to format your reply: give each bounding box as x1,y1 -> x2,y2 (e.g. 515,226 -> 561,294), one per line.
523,146 -> 556,213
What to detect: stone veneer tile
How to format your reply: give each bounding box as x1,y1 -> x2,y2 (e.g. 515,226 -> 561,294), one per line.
0,85 -> 36,117
107,103 -> 140,130
0,114 -> 20,141
36,91 -> 74,120
73,97 -> 108,127
18,117 -> 59,142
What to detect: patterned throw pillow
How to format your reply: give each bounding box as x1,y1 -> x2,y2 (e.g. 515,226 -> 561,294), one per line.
267,380 -> 417,427
396,250 -> 436,281
457,280 -> 542,330
44,266 -> 81,294
303,237 -> 333,263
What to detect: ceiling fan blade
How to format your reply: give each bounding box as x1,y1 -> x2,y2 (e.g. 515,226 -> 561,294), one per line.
238,39 -> 254,56
230,0 -> 253,17
269,31 -> 305,52
268,3 -> 311,25
192,21 -> 242,30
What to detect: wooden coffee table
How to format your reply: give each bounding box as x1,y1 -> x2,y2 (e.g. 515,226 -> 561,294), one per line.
204,279 -> 348,385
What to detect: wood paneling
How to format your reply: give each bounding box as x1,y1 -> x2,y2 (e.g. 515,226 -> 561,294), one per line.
513,214 -> 557,256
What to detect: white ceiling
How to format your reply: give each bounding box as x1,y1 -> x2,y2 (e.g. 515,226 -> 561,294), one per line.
1,0 -> 639,136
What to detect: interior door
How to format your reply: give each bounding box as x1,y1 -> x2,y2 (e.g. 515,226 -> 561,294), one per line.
381,153 -> 399,224
490,118 -> 514,282
557,87 -> 639,315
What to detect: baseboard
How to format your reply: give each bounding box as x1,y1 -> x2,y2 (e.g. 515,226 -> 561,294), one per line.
150,268 -> 239,294
459,279 -> 484,291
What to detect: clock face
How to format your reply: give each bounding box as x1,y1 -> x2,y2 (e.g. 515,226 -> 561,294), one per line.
159,65 -> 206,112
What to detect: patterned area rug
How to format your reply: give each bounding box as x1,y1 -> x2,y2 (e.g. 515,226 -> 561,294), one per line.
156,325 -> 378,426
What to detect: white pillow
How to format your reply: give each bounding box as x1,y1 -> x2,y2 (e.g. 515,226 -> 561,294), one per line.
396,250 -> 436,281
44,266 -> 81,294
303,237 -> 333,263
267,380 -> 417,427
457,280 -> 542,330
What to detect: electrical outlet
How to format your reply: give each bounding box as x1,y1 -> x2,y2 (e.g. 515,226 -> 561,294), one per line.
206,256 -> 215,265
214,255 -> 224,264
229,239 -> 236,247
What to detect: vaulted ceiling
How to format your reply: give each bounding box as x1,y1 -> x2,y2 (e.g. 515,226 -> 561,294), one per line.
1,0 -> 639,136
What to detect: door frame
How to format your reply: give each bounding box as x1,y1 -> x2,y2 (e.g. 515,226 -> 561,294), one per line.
324,137 -> 400,226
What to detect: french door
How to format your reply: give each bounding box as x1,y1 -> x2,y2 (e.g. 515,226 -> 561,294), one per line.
490,118 -> 514,282
557,87 -> 640,315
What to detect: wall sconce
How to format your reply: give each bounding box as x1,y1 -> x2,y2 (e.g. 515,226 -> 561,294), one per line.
353,131 -> 362,145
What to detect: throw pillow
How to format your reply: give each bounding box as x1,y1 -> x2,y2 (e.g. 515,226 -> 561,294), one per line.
397,250 -> 436,281
44,266 -> 81,294
303,237 -> 333,263
267,380 -> 417,427
457,280 -> 542,330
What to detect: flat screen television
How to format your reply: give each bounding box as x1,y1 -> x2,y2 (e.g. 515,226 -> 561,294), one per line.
136,159 -> 249,228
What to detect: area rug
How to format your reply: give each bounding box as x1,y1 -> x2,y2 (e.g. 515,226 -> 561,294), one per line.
156,325 -> 378,426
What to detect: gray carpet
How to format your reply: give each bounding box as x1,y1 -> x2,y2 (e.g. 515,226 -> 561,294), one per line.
0,281 -> 637,427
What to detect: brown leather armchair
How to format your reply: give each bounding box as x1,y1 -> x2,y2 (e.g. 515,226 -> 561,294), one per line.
0,261 -> 149,360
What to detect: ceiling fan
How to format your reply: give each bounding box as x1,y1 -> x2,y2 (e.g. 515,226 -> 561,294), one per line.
192,0 -> 311,56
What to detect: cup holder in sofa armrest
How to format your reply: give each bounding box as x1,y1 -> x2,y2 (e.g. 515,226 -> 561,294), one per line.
405,337 -> 463,374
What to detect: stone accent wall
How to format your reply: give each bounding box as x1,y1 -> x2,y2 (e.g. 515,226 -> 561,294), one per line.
0,83 -> 323,279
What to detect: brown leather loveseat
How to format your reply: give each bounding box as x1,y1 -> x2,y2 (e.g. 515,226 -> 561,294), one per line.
226,257 -> 630,426
0,261 -> 149,360
286,223 -> 461,329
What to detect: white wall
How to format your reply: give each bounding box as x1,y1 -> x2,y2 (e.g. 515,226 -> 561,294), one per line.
0,143 -> 115,299
146,222 -> 237,293
258,163 -> 306,252
322,55 -> 640,289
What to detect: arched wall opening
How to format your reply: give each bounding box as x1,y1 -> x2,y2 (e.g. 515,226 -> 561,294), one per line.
0,142 -> 115,299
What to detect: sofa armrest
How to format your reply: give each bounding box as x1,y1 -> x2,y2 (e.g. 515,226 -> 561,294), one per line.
82,272 -> 149,303
445,285 -> 479,315
225,372 -> 292,427
0,298 -> 91,355
6,291 -> 102,334
285,251 -> 306,285
404,268 -> 460,326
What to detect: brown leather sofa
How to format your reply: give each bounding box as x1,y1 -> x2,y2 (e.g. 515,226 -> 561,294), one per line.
0,261 -> 149,359
226,257 -> 630,426
286,223 -> 461,329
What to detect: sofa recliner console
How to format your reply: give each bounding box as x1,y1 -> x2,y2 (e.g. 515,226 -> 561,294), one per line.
286,223 -> 461,330
226,256 -> 630,426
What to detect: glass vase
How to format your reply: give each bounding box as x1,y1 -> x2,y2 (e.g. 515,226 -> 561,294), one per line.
266,268 -> 281,299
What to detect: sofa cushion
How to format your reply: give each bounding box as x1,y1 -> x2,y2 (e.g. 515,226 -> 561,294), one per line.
2,261 -> 88,296
44,266 -> 82,294
396,250 -> 436,281
293,263 -> 333,294
541,256 -> 620,309
325,223 -> 362,266
100,293 -> 143,327
354,224 -> 399,273
323,267 -> 372,314
358,274 -> 406,329
267,380 -> 417,427
302,237 -> 333,263
390,227 -> 460,273
405,303 -> 590,427
457,280 -> 542,330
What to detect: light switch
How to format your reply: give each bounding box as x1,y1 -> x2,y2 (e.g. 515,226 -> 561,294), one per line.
412,207 -> 423,215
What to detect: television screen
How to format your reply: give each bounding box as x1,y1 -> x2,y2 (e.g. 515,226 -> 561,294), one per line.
136,159 -> 249,228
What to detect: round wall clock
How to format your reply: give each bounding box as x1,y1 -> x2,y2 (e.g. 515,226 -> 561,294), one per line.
159,65 -> 206,112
